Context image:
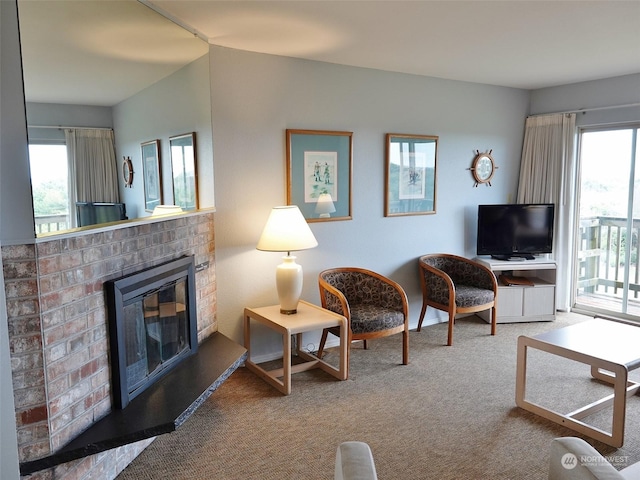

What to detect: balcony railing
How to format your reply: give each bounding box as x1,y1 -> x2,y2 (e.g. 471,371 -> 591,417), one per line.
34,214 -> 69,234
577,216 -> 640,313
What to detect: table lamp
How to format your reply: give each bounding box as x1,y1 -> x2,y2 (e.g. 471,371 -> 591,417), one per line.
257,206 -> 318,314
315,193 -> 336,218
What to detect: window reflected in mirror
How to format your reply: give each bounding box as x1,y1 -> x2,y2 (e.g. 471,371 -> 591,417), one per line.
29,144 -> 70,233
170,133 -> 198,211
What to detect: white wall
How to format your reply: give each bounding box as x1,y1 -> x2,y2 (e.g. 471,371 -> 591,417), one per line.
0,2 -> 27,478
210,46 -> 530,357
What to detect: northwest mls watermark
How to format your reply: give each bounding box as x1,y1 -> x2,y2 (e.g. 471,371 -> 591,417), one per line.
561,453 -> 630,470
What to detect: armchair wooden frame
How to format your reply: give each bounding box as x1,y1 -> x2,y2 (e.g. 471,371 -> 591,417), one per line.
318,267 -> 409,377
418,254 -> 497,346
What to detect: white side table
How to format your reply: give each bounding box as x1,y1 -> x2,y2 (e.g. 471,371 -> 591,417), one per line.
244,300 -> 348,395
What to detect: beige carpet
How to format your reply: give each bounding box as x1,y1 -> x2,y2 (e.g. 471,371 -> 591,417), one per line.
116,312 -> 640,479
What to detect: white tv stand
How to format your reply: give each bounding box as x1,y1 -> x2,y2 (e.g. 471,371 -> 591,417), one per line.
475,256 -> 556,323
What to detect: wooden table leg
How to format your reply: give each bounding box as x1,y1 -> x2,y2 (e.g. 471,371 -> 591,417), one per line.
282,332 -> 292,395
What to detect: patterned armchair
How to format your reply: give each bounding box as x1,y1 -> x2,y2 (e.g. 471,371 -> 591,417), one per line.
318,267 -> 409,377
418,254 -> 497,346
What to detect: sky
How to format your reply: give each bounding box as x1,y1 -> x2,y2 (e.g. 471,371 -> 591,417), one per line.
28,144 -> 68,186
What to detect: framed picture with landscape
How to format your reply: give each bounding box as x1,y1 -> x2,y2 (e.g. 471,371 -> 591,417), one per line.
385,133 -> 438,216
286,129 -> 352,222
141,139 -> 162,212
170,132 -> 198,211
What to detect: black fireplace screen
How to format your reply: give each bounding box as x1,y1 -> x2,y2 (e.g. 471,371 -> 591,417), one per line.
124,279 -> 189,395
106,256 -> 197,409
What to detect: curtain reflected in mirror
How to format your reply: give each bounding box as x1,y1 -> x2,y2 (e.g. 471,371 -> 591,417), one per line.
170,133 -> 198,211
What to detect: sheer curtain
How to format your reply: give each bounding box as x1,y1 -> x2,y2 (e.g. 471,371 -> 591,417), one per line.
65,128 -> 120,227
517,113 -> 577,311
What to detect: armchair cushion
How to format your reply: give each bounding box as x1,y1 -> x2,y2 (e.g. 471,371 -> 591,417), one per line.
455,285 -> 496,308
349,304 -> 405,334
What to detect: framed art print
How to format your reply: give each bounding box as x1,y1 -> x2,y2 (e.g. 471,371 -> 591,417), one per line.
385,134 -> 438,216
286,129 -> 352,222
141,139 -> 162,212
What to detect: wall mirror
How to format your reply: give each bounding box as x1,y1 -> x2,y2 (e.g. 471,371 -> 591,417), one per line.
385,134 -> 438,216
170,133 -> 199,211
18,0 -> 210,236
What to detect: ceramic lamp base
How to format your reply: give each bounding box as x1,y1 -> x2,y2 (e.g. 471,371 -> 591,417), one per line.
276,255 -> 303,314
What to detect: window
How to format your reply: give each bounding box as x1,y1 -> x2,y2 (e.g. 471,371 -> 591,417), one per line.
28,144 -> 71,233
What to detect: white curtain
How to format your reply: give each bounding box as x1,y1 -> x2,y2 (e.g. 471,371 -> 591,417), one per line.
517,113 -> 577,311
65,133 -> 79,228
65,129 -> 120,226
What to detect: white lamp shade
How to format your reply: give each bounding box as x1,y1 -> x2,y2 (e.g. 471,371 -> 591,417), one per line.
256,206 -> 318,253
315,193 -> 336,217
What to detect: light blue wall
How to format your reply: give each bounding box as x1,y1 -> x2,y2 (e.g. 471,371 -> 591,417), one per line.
530,73 -> 640,126
113,54 -> 214,220
26,103 -> 113,143
210,46 -> 530,356
0,3 -> 27,478
0,0 -> 35,247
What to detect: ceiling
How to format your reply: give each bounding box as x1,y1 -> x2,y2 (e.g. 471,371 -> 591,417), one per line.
18,0 -> 640,106
18,0 -> 208,106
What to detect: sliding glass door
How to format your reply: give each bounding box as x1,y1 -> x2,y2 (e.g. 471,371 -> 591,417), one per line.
574,125 -> 640,318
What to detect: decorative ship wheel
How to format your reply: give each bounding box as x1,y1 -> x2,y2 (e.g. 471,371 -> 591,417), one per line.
469,150 -> 497,187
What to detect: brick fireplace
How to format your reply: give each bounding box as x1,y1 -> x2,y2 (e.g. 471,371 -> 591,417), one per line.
4,212 -> 219,479
105,255 -> 199,409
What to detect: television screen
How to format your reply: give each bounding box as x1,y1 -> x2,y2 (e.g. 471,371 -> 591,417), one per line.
477,204 -> 554,260
76,202 -> 127,227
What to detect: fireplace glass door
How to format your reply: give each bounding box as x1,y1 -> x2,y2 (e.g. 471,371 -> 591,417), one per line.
123,279 -> 189,396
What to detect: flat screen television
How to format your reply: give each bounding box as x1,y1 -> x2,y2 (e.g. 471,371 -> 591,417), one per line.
476,203 -> 555,260
76,202 -> 127,227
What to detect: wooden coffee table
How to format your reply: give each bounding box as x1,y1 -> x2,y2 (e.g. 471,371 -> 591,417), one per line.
516,319 -> 640,447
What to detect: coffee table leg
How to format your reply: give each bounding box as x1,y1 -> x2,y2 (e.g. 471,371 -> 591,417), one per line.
515,336 -> 528,407
612,365 -> 628,447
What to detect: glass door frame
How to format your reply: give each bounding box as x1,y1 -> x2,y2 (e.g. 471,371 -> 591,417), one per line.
572,123 -> 640,321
